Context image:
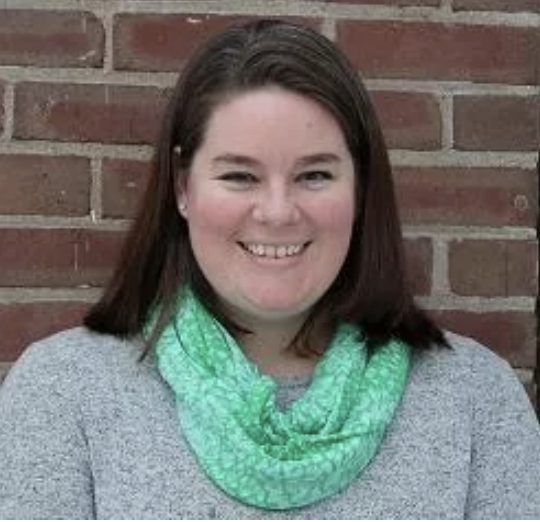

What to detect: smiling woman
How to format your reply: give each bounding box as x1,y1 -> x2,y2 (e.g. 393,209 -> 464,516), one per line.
1,19 -> 539,519
176,88 -> 356,356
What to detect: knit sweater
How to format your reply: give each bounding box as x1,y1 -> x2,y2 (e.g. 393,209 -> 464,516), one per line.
0,327 -> 539,519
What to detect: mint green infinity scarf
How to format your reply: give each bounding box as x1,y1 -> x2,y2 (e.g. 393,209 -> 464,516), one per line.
156,290 -> 410,510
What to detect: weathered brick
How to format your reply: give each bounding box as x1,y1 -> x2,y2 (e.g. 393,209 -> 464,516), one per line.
449,239 -> 538,297
0,228 -> 125,287
101,159 -> 151,219
0,301 -> 89,362
0,154 -> 90,216
114,14 -> 320,72
337,21 -> 538,84
431,310 -> 536,367
371,91 -> 442,150
453,0 -> 540,12
395,167 -> 538,227
454,95 -> 539,151
14,83 -> 170,145
405,237 -> 432,296
0,10 -> 104,67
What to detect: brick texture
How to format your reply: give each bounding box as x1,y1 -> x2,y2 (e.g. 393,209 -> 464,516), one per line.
372,91 -> 442,150
0,3 -> 538,407
0,155 -> 90,216
452,0 -> 540,13
337,21 -> 538,83
454,95 -> 539,151
0,10 -> 104,67
14,83 -> 170,144
101,159 -> 151,219
395,167 -> 538,227
114,14 -> 320,72
404,238 -> 432,296
0,229 -> 124,287
0,302 -> 90,362
448,239 -> 538,297
433,310 -> 537,368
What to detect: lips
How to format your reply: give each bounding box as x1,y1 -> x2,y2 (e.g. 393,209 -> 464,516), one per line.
239,242 -> 309,259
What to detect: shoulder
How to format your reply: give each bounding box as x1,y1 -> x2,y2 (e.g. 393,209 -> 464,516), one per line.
1,327 -> 152,400
412,330 -> 516,382
410,330 -> 534,415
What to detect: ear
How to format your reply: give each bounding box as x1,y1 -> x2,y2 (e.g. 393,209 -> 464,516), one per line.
177,190 -> 188,218
173,145 -> 189,219
175,176 -> 189,219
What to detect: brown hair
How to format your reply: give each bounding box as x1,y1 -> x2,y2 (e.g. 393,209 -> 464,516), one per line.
84,19 -> 447,353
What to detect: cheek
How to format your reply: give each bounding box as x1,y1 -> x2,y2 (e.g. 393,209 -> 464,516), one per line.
318,195 -> 356,236
186,196 -> 241,244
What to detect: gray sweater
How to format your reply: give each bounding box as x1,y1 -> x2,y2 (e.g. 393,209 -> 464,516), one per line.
0,327 -> 539,519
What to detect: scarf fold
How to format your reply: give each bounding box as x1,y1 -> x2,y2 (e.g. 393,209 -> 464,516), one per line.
155,290 -> 410,510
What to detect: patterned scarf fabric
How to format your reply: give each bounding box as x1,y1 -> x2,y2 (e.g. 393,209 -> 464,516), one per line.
156,290 -> 410,510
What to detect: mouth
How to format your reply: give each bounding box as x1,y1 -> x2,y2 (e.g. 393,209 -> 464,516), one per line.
238,241 -> 310,259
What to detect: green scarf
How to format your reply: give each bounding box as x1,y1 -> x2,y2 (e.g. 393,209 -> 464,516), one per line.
156,290 -> 410,510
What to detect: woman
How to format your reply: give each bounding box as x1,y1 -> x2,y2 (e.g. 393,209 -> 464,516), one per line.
1,20 -> 539,519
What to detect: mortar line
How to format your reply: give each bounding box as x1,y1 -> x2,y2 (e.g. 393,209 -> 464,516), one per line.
0,0 -> 537,26
90,157 -> 103,222
0,83 -> 15,142
431,237 -> 450,295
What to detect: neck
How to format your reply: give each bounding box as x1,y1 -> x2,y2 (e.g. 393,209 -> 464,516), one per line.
237,319 -> 319,379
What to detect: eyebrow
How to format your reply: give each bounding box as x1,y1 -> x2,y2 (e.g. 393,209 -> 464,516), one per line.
211,153 -> 342,168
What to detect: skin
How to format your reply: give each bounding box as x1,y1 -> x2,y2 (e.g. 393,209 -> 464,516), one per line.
177,87 -> 356,376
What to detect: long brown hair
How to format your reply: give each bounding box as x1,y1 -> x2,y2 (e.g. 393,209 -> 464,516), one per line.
84,19 -> 447,353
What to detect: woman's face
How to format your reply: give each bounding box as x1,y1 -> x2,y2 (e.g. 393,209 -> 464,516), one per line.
177,87 -> 356,329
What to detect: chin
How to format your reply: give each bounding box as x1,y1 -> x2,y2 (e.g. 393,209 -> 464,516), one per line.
246,299 -> 313,322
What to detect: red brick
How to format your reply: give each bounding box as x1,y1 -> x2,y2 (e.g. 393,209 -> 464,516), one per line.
114,14 -> 320,72
0,154 -> 90,216
0,10 -> 104,67
0,228 -> 125,287
101,159 -> 151,219
453,0 -> 540,12
0,301 -> 89,362
371,91 -> 441,150
405,237 -> 432,296
431,310 -> 536,367
395,167 -> 538,227
14,83 -> 170,145
337,21 -> 538,84
448,239 -> 538,297
454,95 -> 539,151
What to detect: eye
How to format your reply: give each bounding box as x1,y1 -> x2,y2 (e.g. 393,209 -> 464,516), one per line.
297,170 -> 334,189
217,171 -> 258,188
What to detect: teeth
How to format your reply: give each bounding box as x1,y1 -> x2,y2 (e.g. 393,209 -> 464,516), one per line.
242,243 -> 306,259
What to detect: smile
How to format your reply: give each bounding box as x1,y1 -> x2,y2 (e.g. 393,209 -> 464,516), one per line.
239,242 -> 309,259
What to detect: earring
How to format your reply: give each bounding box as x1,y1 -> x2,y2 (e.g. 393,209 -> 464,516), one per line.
179,202 -> 187,215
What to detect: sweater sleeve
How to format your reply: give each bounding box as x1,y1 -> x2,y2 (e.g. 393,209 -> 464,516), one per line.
465,346 -> 540,519
0,341 -> 95,519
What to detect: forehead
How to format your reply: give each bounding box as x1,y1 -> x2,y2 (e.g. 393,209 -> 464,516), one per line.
199,87 -> 348,155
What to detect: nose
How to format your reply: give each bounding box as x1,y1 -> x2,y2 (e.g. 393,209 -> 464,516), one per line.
252,185 -> 300,226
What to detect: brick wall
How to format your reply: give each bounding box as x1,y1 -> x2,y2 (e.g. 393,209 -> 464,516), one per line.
0,1 -> 538,401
